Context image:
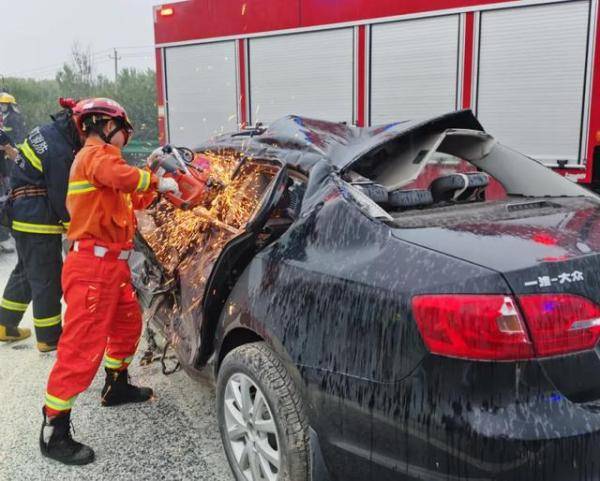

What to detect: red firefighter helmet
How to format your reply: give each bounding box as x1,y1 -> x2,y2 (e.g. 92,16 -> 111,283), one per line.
72,98 -> 134,145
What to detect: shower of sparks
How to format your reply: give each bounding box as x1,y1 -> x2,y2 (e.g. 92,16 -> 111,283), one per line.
136,150 -> 271,353
138,151 -> 263,276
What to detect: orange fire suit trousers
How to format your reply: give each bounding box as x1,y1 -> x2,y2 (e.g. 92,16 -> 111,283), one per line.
44,241 -> 142,414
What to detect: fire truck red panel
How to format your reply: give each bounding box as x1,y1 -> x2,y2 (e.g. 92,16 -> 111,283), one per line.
155,0 -> 510,45
300,0 -> 508,26
155,0 -> 301,44
587,4 -> 600,182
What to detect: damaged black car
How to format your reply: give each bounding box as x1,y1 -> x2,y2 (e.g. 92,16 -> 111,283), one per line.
132,110 -> 600,481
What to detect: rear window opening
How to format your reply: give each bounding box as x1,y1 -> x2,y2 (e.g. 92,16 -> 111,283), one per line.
343,128 -> 591,216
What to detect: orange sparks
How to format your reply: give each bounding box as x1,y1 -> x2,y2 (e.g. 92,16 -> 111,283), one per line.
138,151 -> 263,275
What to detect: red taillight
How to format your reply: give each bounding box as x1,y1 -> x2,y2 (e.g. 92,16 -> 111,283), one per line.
413,293 -> 600,361
519,294 -> 600,357
532,233 -> 558,246
412,295 -> 534,361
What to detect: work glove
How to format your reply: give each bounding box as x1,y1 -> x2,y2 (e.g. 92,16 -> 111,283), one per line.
157,177 -> 181,196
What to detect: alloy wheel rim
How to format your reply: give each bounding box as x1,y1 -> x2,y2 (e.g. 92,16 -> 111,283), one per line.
224,372 -> 281,481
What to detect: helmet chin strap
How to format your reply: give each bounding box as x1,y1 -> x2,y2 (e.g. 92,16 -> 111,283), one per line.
101,121 -> 127,145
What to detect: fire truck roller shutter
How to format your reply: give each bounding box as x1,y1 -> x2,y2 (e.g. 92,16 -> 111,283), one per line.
248,29 -> 354,125
164,41 -> 238,145
370,15 -> 460,125
476,1 -> 590,164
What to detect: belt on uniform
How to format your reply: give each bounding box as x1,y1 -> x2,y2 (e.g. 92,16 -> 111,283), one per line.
10,186 -> 47,200
73,240 -> 132,260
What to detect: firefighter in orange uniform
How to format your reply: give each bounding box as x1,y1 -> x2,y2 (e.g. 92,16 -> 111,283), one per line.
39,98 -> 180,465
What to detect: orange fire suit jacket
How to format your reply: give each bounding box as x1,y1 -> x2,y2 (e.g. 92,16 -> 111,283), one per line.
66,137 -> 158,244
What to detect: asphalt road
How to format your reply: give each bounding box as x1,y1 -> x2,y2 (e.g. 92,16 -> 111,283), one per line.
0,250 -> 233,481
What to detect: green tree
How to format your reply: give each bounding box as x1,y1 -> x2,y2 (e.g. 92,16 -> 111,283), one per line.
110,68 -> 158,144
2,77 -> 61,132
3,43 -> 158,150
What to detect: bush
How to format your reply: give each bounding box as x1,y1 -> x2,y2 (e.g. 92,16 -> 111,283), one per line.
2,58 -> 157,144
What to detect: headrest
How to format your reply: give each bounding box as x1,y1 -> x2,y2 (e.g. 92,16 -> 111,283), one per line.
430,172 -> 489,203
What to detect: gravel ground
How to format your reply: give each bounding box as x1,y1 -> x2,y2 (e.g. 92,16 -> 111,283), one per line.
0,250 -> 233,481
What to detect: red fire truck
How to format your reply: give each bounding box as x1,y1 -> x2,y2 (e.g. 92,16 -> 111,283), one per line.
153,0 -> 600,185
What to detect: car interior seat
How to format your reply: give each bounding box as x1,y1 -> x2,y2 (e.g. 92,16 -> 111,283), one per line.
430,172 -> 490,204
387,189 -> 434,209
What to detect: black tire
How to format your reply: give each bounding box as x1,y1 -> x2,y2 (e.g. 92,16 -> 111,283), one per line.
217,342 -> 309,481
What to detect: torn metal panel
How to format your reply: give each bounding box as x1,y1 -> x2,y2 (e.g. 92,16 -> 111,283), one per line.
200,110 -> 484,175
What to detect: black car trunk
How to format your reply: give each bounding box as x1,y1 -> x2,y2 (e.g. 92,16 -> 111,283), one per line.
392,196 -> 600,403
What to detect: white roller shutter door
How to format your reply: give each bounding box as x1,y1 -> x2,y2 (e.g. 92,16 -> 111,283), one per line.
249,29 -> 354,125
477,1 -> 590,163
370,15 -> 460,125
165,42 -> 238,146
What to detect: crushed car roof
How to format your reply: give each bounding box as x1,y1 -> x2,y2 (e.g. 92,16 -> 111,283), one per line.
198,110 -> 484,174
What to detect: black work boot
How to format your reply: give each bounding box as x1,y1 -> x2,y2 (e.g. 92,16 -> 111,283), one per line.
101,368 -> 153,407
40,409 -> 95,465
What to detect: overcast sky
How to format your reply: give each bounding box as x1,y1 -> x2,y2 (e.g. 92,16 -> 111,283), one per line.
2,0 -> 160,80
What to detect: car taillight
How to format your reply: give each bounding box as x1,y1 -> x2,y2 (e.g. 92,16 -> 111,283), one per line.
518,294 -> 600,357
412,295 -> 534,361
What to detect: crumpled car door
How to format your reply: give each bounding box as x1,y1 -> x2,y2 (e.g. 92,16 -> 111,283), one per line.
193,165 -> 290,368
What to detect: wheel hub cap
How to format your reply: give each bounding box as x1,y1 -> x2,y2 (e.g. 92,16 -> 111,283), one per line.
224,373 -> 281,481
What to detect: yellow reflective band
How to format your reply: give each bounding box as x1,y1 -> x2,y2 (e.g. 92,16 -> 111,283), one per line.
19,141 -> 43,173
124,355 -> 133,364
12,220 -> 64,234
63,222 -> 70,229
4,126 -> 12,132
136,169 -> 151,192
45,393 -> 76,411
104,354 -> 125,369
33,314 -> 61,328
0,297 -> 28,312
67,180 -> 97,195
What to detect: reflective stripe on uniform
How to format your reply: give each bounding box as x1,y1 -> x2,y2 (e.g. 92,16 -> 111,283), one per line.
0,297 -> 28,312
19,141 -> 43,173
67,180 -> 97,196
33,314 -> 61,328
136,169 -> 151,192
12,220 -> 64,234
45,393 -> 76,411
104,354 -> 123,369
104,354 -> 132,369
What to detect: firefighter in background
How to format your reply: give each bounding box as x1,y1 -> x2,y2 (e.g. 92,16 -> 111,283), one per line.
0,93 -> 26,253
0,92 -> 27,142
40,98 -> 181,465
0,99 -> 83,349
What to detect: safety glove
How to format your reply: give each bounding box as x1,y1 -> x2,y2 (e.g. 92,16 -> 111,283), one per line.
157,177 -> 181,196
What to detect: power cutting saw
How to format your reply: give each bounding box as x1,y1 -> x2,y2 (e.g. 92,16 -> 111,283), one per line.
147,145 -> 222,210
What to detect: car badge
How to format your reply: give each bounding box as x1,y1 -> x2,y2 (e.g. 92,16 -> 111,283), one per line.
577,242 -> 592,254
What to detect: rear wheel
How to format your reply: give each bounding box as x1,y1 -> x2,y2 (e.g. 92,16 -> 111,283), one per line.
216,342 -> 309,481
